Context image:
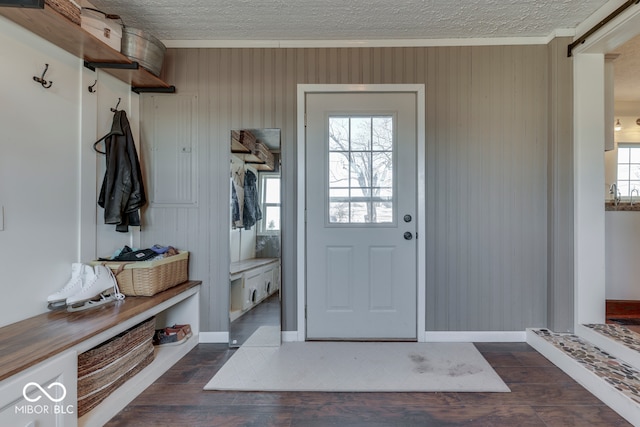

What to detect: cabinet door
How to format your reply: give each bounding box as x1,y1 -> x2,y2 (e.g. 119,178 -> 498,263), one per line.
243,269 -> 262,309
262,266 -> 274,297
0,351 -> 77,427
272,264 -> 281,292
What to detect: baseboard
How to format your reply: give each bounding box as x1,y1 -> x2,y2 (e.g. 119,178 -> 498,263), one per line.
280,330 -> 526,342
424,331 -> 527,342
200,331 -> 301,343
281,330 -> 298,342
199,331 -> 229,343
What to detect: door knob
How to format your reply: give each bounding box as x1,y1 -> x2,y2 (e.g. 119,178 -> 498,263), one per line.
403,232 -> 413,240
403,214 -> 412,223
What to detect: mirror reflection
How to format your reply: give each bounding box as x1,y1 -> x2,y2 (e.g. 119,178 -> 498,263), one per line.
229,129 -> 281,348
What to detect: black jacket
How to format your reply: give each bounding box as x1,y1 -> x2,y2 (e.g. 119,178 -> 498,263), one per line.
97,110 -> 147,232
243,170 -> 262,230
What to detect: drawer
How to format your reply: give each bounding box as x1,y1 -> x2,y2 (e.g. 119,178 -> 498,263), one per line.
0,351 -> 77,427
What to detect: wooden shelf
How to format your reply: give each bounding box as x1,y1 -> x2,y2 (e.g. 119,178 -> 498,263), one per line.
0,4 -> 173,91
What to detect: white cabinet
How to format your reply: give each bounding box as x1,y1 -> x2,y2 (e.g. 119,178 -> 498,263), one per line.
230,258 -> 280,319
0,351 -> 77,427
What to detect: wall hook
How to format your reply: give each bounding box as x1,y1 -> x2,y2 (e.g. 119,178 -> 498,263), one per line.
88,80 -> 97,93
110,97 -> 121,112
33,63 -> 53,89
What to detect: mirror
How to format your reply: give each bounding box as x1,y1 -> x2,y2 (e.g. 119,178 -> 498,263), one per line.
229,129 -> 281,347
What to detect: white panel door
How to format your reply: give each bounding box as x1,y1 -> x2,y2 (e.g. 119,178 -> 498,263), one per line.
306,92 -> 417,340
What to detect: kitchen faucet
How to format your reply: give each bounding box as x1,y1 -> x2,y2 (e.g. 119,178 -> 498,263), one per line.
632,188 -> 639,206
609,183 -> 621,207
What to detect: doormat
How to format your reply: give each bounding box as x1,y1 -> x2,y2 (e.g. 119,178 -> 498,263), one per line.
204,341 -> 510,392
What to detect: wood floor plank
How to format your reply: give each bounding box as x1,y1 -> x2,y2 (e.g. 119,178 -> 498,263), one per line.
229,391 -> 461,407
454,383 -> 609,406
493,366 -> 575,384
533,405 -> 634,427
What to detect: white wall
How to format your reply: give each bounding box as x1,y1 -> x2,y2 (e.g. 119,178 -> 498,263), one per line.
605,101 -> 640,300
606,212 -> 640,299
0,17 -> 139,327
573,53 -> 606,325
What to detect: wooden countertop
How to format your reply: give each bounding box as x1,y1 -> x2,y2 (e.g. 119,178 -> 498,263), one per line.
230,258 -> 279,276
0,280 -> 201,382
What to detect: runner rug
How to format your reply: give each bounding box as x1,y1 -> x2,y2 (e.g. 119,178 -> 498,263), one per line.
204,341 -> 510,392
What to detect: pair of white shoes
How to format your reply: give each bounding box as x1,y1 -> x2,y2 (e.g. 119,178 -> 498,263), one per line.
47,263 -> 125,311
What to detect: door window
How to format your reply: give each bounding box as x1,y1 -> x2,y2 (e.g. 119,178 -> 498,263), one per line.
327,116 -> 395,224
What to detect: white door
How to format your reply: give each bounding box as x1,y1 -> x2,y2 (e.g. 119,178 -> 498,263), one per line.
305,92 -> 417,340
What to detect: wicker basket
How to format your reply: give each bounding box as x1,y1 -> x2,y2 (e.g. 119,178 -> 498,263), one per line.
77,317 -> 156,417
45,0 -> 81,26
91,251 -> 189,297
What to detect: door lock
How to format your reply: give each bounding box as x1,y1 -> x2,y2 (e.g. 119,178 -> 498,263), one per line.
403,214 -> 412,223
403,231 -> 413,240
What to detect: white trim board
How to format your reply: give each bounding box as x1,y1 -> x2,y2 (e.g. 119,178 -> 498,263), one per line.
283,330 -> 526,342
163,31 -> 576,49
199,331 -> 229,343
199,331 -> 298,344
297,84 -> 426,342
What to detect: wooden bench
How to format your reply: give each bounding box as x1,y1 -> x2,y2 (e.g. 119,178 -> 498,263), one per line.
0,280 -> 201,427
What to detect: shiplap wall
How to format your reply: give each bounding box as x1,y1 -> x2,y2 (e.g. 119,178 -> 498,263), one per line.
140,44 -> 559,333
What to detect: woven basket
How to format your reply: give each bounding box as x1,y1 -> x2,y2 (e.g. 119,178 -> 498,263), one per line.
77,317 -> 155,417
45,0 -> 81,26
91,251 -> 189,296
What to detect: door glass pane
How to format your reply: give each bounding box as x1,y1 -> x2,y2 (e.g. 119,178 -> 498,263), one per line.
329,152 -> 350,187
372,117 -> 393,151
328,116 -> 394,224
329,117 -> 350,151
351,118 -> 371,151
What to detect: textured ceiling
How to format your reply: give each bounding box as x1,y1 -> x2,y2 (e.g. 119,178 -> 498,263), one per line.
87,0 -> 608,41
85,0 -> 640,101
613,35 -> 640,102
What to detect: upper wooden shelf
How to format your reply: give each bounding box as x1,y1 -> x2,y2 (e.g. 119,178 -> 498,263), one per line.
0,4 -> 174,91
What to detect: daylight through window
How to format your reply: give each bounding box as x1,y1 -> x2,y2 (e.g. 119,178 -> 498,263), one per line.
328,116 -> 395,224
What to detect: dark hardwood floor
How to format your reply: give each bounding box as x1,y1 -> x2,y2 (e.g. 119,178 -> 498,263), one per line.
106,340 -> 631,426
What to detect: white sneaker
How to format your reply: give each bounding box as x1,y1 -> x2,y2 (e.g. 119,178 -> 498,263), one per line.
47,263 -> 88,307
66,265 -> 125,309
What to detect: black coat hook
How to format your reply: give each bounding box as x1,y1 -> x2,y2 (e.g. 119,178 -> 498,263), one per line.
110,97 -> 121,112
33,63 -> 53,89
88,80 -> 97,93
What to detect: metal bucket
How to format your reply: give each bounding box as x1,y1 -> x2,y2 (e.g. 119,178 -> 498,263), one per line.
121,27 -> 166,77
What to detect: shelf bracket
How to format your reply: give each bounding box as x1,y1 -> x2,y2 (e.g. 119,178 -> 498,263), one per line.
83,60 -> 139,72
132,86 -> 176,94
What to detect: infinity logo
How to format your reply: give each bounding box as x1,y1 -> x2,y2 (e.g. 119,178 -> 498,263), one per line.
22,382 -> 67,403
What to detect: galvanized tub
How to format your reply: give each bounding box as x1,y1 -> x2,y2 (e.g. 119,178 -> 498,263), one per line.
121,27 -> 166,76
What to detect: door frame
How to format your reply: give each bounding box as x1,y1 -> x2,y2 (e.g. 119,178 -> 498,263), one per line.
296,84 -> 426,342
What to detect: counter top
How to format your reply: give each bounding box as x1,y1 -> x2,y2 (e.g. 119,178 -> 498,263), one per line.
605,201 -> 640,211
230,258 -> 279,275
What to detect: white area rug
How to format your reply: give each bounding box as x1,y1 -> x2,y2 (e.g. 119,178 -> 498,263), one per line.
204,342 -> 510,392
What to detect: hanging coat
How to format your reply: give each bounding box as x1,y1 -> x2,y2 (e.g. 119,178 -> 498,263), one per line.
243,170 -> 262,230
230,163 -> 245,229
97,110 -> 147,232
